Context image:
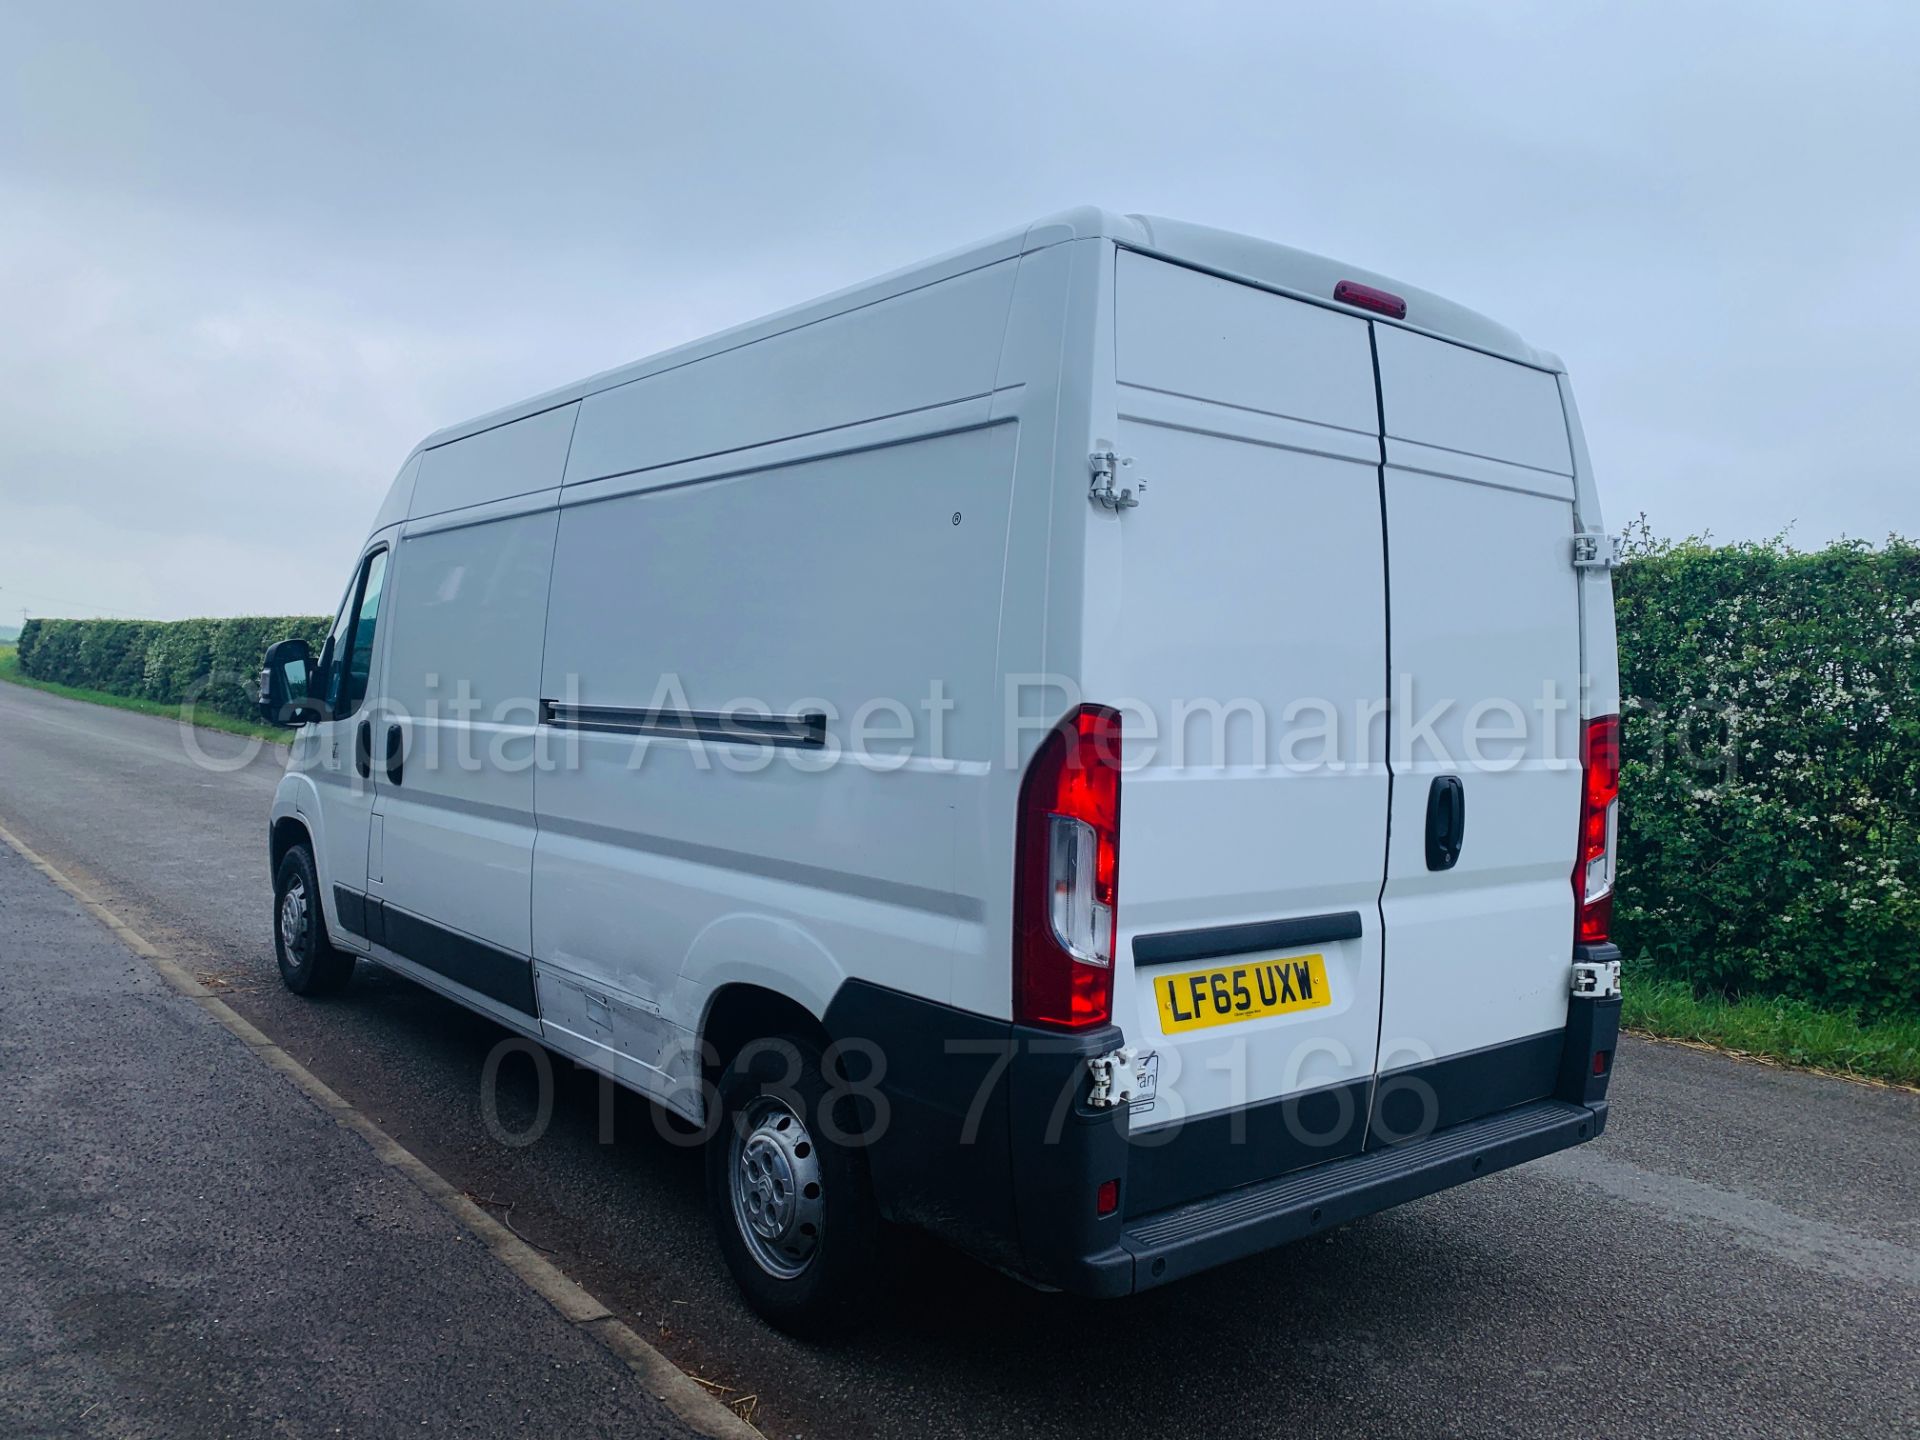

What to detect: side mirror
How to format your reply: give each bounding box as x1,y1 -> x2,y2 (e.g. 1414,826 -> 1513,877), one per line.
258,638 -> 320,727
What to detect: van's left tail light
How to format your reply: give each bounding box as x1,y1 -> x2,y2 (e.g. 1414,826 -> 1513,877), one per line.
1014,705 -> 1122,1029
1574,714 -> 1621,944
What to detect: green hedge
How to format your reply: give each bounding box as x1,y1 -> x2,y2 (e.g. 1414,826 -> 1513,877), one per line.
16,614 -> 331,724
1615,524 -> 1920,1021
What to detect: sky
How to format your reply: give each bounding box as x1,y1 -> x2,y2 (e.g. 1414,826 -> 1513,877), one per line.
1,1 -> 1916,622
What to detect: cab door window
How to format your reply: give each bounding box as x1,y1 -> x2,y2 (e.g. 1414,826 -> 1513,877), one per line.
323,549 -> 389,719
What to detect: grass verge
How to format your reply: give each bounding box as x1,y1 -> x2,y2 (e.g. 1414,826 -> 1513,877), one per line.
1623,968 -> 1920,1088
0,645 -> 293,746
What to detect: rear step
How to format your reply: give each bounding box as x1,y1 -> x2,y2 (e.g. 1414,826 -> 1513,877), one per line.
1120,1099 -> 1603,1291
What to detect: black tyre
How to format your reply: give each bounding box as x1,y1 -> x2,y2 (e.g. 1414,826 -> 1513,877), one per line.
273,844 -> 355,997
706,1032 -> 881,1336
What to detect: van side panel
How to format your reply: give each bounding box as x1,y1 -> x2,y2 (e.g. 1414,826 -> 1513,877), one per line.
408,404 -> 578,518
532,423 -> 1018,1099
369,453 -> 421,535
560,260 -> 1018,487
375,502 -> 559,969
1557,375 -> 1622,714
946,235 -> 1086,1023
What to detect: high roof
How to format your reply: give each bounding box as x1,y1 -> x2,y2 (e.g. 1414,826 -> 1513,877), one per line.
1090,208 -> 1558,372
414,206 -> 1558,458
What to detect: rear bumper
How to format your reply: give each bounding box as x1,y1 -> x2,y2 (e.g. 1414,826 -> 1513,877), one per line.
822,951 -> 1621,1298
1087,1097 -> 1604,1296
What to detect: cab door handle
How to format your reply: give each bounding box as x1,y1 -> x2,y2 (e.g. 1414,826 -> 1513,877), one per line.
1425,775 -> 1465,871
384,724 -> 404,787
354,719 -> 372,779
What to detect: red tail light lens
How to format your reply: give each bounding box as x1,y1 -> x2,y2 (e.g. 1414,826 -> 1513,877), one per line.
1014,705 -> 1122,1029
1574,715 -> 1621,944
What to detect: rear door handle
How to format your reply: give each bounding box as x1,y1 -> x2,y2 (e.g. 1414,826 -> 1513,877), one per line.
354,719 -> 372,779
384,724 -> 404,786
1425,775 -> 1466,871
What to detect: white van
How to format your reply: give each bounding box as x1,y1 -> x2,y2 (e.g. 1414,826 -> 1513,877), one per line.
260,208 -> 1623,1334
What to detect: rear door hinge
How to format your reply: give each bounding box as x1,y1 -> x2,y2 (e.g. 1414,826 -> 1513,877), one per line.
1088,1047 -> 1160,1109
1572,532 -> 1622,570
1087,1046 -> 1137,1107
1571,958 -> 1622,1000
1090,448 -> 1141,511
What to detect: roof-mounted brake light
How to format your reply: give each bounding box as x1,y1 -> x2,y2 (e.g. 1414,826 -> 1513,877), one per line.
1334,279 -> 1407,320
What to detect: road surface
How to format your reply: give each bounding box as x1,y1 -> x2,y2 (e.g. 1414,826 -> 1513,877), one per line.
1,677 -> 1916,1438
0,837 -> 698,1438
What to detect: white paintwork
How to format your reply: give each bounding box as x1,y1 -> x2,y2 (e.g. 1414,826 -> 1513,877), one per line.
372,499 -> 559,957
1558,374 -> 1624,713
1374,326 -> 1574,475
1376,473 -> 1583,1067
284,539 -> 394,947
408,403 -> 577,518
1101,254 -> 1388,1122
281,208 -> 1615,1155
368,453 -> 420,534
363,207 -> 1558,529
1374,337 -> 1587,1073
560,261 -> 1016,486
533,423 -> 1016,1095
1113,249 -> 1378,434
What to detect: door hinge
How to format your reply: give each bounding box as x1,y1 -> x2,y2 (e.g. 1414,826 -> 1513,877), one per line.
1089,448 -> 1141,511
1086,1046 -> 1138,1108
1572,532 -> 1622,570
1571,958 -> 1622,1000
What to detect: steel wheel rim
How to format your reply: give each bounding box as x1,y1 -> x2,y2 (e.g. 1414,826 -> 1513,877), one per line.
279,876 -> 309,962
728,1095 -> 824,1279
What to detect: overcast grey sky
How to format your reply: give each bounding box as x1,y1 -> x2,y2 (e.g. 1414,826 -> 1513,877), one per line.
2,1 -> 1916,622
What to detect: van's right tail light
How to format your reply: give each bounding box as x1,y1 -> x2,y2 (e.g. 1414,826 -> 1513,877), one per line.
1014,705 -> 1122,1029
1574,714 -> 1620,944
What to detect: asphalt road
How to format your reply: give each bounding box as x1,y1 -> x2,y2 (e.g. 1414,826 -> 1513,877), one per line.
1,678 -> 1916,1439
0,840 -> 697,1440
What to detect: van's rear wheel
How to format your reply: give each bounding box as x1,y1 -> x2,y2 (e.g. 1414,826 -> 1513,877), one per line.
273,844 -> 355,997
707,1032 -> 879,1335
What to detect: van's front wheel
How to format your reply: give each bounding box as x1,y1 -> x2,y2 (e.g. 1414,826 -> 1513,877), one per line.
707,1033 -> 879,1335
273,844 -> 355,997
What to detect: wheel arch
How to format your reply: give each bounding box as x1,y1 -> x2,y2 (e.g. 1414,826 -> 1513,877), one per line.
698,982 -> 832,1094
269,814 -> 313,876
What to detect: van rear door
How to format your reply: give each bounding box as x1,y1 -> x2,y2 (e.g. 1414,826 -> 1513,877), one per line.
1371,327 -> 1583,1138
1102,252 -> 1389,1214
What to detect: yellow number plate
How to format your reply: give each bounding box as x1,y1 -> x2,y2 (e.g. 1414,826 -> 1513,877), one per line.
1154,953 -> 1332,1033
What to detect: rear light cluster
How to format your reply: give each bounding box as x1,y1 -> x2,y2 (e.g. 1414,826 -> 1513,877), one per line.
1575,714 -> 1621,944
1014,705 -> 1122,1029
